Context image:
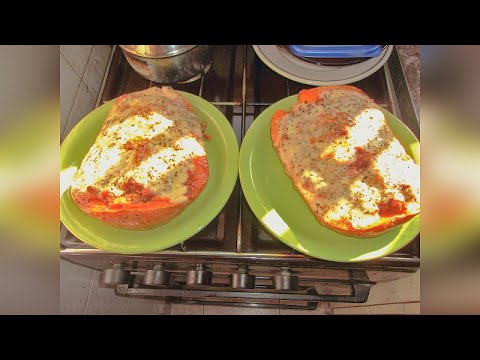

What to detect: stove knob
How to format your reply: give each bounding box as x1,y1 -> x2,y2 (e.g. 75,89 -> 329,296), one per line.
143,264 -> 171,286
186,264 -> 212,286
102,264 -> 130,285
273,267 -> 299,291
231,266 -> 255,289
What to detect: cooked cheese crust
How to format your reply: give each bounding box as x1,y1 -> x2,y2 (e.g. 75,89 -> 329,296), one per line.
71,86 -> 209,230
271,85 -> 420,238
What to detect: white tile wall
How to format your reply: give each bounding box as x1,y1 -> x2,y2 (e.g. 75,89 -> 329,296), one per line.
83,45 -> 112,98
403,302 -> 421,315
345,306 -> 371,315
60,259 -> 95,314
60,45 -> 112,141
63,82 -> 96,137
60,45 -> 93,76
168,302 -> 204,315
127,297 -> 158,315
369,303 -> 406,315
204,304 -> 279,315
60,53 -> 81,135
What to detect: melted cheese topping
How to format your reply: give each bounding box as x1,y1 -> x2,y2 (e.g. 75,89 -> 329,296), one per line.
72,87 -> 206,204
275,89 -> 420,232
322,108 -> 385,162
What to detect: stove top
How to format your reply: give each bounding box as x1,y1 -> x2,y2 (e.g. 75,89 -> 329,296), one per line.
61,45 -> 419,285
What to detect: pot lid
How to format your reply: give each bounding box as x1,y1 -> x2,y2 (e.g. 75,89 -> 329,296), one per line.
119,45 -> 197,58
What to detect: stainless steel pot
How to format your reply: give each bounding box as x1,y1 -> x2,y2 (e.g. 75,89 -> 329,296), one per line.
119,45 -> 212,84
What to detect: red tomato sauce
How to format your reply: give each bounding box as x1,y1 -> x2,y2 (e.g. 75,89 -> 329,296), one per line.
378,198 -> 408,217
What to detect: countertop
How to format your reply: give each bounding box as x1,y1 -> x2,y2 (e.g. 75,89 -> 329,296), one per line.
396,45 -> 420,117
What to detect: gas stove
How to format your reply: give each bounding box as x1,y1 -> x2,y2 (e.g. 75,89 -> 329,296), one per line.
60,45 -> 420,310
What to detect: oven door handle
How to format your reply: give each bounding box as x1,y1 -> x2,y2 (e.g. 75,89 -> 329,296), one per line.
115,270 -> 374,310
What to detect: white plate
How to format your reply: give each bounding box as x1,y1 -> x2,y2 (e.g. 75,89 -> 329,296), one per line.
252,45 -> 393,85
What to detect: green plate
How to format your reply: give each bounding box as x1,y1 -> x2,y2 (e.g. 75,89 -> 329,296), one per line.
60,92 -> 238,254
239,95 -> 420,262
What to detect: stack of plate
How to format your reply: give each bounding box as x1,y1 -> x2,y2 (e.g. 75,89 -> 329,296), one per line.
253,45 -> 393,85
